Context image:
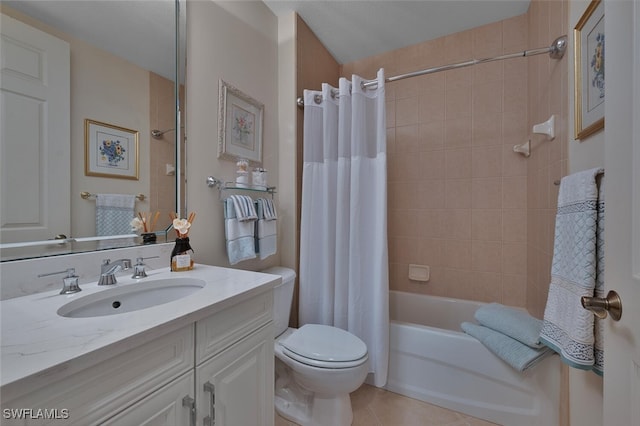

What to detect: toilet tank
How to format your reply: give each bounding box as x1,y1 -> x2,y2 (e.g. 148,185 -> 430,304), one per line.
262,267 -> 296,337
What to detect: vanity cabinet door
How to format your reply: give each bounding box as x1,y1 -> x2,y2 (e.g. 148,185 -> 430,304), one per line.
0,326 -> 193,426
99,372 -> 194,426
195,324 -> 274,426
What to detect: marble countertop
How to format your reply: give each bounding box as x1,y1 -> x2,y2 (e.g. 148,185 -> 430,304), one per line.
0,265 -> 279,392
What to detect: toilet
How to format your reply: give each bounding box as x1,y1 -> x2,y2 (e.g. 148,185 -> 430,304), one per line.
263,267 -> 369,426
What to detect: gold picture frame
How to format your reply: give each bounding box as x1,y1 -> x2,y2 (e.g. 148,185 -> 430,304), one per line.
217,79 -> 264,165
574,0 -> 605,140
85,119 -> 139,180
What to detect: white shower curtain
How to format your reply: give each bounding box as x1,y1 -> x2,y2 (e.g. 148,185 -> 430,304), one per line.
300,69 -> 389,387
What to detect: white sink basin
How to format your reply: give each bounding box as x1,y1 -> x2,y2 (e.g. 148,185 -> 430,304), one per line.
57,278 -> 206,318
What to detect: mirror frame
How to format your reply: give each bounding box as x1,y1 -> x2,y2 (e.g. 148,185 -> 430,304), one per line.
0,0 -> 185,262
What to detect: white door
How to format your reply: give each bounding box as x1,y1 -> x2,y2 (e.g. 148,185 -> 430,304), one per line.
602,1 -> 640,424
0,14 -> 70,243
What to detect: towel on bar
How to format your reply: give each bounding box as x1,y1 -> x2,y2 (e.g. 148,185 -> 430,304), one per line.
229,195 -> 258,221
539,168 -> 605,375
256,198 -> 277,260
474,303 -> 544,349
261,198 -> 278,221
461,322 -> 554,372
224,198 -> 256,265
95,194 -> 136,236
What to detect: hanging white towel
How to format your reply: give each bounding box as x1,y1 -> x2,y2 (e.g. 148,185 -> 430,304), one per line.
261,198 -> 278,221
539,167 -> 605,375
256,198 -> 277,260
229,195 -> 258,221
224,198 -> 256,265
95,194 -> 136,236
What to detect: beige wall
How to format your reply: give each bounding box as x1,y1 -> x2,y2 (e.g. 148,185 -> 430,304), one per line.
342,14 -> 530,306
185,0 -> 280,268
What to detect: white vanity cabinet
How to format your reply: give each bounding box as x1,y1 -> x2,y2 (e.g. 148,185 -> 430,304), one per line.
1,288 -> 274,426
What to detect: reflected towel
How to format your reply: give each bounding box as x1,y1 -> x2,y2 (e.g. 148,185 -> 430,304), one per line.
96,194 -> 136,236
224,198 -> 256,265
539,168 -> 605,375
475,303 -> 544,349
256,198 -> 277,260
462,322 -> 553,372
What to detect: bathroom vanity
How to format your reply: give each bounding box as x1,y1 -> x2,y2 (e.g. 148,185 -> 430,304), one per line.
0,265 -> 277,426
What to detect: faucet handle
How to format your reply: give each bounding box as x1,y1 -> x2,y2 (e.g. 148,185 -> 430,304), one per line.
132,256 -> 159,279
38,268 -> 81,295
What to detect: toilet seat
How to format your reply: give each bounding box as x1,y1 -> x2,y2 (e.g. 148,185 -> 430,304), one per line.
279,324 -> 368,369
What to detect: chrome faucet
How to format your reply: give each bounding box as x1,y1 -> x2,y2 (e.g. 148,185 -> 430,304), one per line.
98,258 -> 132,285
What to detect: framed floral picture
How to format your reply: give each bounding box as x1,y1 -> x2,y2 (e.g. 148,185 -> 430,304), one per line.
218,79 -> 264,164
85,119 -> 139,179
574,0 -> 605,140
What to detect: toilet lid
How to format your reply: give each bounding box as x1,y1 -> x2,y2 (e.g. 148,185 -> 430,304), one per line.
280,324 -> 367,363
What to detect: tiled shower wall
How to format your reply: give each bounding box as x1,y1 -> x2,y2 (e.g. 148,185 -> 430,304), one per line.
526,0 -> 569,318
342,14 -> 531,306
297,0 -> 569,314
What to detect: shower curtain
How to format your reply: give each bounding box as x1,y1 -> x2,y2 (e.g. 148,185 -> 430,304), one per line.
299,69 -> 389,387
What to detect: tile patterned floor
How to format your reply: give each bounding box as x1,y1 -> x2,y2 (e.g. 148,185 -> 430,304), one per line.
275,384 -> 499,426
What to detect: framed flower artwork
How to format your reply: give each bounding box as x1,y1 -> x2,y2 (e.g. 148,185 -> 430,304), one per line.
574,0 -> 605,140
85,119 -> 139,179
217,79 -> 264,165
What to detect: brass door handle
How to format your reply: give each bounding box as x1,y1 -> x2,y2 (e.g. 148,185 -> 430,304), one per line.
581,290 -> 622,321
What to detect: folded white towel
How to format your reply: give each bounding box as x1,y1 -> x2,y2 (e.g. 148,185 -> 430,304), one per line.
230,195 -> 258,221
462,322 -> 554,372
224,198 -> 256,264
475,303 -> 544,349
256,198 -> 277,260
261,198 -> 278,221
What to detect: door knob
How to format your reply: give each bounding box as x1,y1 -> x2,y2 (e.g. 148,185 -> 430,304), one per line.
581,290 -> 622,321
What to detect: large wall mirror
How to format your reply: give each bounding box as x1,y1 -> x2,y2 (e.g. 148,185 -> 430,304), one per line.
0,0 -> 186,261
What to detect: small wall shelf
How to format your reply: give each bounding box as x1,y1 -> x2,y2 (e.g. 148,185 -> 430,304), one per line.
206,176 -> 276,199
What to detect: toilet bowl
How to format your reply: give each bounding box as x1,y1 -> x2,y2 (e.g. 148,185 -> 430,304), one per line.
263,267 -> 369,426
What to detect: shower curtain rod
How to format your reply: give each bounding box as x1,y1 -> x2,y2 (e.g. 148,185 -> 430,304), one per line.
297,35 -> 567,108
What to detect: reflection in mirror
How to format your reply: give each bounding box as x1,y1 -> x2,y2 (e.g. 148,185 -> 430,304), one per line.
0,0 -> 185,261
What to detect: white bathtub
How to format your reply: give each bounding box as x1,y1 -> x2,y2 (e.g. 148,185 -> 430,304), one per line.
385,291 -> 561,426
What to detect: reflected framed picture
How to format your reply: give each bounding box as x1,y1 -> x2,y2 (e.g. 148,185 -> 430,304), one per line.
574,0 -> 605,140
218,79 -> 264,165
85,119 -> 139,180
